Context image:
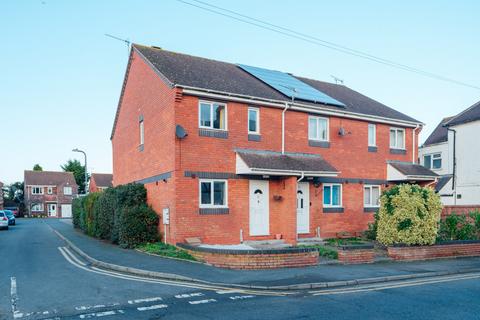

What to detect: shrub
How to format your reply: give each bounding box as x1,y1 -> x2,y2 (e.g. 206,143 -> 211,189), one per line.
118,204 -> 159,248
72,197 -> 84,229
376,184 -> 442,246
437,211 -> 480,241
93,188 -> 116,240
83,193 -> 101,237
365,211 -> 379,240
137,242 -> 196,261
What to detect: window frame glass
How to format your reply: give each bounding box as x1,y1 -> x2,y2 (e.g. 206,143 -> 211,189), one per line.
364,185 -> 381,207
199,179 -> 228,208
198,101 -> 228,131
47,187 -> 53,195
31,203 -> 44,212
139,119 -> 144,146
424,153 -> 442,170
32,186 -> 44,195
248,107 -> 260,134
390,127 -> 405,149
323,183 -> 342,208
308,116 -> 329,142
63,186 -> 72,195
368,124 -> 376,147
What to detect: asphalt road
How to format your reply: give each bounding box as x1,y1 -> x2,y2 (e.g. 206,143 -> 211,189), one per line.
2,219 -> 480,320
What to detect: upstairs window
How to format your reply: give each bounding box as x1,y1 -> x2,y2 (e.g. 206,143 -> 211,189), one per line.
248,107 -> 259,134
424,153 -> 442,170
390,128 -> 405,149
32,187 -> 43,195
309,116 -> 329,141
199,102 -> 227,130
364,185 -> 381,207
47,187 -> 53,195
139,118 -> 144,146
31,203 -> 44,212
323,184 -> 342,207
63,187 -> 72,195
368,124 -> 376,146
199,179 -> 227,208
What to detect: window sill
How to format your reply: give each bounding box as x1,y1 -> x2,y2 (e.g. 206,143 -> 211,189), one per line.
390,148 -> 406,155
323,207 -> 344,213
199,128 -> 228,139
199,207 -> 229,215
368,146 -> 377,153
309,140 -> 330,148
364,207 -> 379,213
248,134 -> 261,142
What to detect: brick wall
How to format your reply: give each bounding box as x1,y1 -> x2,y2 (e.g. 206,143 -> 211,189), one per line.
388,241 -> 480,261
441,205 -> 480,220
337,247 -> 375,264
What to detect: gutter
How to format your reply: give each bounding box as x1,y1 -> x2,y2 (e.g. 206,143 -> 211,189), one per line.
249,168 -> 340,177
180,87 -> 424,128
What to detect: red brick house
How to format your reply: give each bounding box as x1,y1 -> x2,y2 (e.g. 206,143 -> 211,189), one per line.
89,173 -> 113,193
24,171 -> 78,218
111,44 -> 437,245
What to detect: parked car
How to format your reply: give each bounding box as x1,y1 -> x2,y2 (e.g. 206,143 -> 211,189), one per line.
4,210 -> 15,225
4,207 -> 19,217
0,211 -> 9,230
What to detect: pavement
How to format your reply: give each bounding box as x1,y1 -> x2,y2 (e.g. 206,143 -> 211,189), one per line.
45,218 -> 480,288
3,218 -> 480,320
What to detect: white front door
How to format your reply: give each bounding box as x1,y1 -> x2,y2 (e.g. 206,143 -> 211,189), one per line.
249,180 -> 269,236
47,203 -> 57,217
297,182 -> 310,234
61,204 -> 72,218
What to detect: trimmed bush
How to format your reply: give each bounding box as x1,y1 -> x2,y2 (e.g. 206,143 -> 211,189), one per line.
438,211 -> 480,241
72,197 -> 84,229
377,184 -> 442,246
93,188 -> 116,240
118,204 -> 159,248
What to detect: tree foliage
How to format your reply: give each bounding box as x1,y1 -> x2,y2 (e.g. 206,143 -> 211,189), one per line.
61,159 -> 89,194
33,164 -> 43,171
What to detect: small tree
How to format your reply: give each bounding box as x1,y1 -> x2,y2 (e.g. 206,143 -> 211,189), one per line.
377,184 -> 442,246
62,159 -> 89,194
33,164 -> 43,171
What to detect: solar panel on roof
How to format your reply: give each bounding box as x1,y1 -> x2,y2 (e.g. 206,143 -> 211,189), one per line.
237,64 -> 345,107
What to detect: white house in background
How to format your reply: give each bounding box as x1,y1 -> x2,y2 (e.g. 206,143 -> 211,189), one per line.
420,100 -> 480,205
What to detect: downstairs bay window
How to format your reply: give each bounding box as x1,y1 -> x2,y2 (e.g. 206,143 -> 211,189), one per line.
199,179 -> 228,208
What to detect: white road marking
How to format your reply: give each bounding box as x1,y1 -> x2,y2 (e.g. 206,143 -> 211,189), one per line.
174,292 -> 204,298
62,247 -> 87,266
229,295 -> 255,300
11,276 -> 23,319
128,297 -> 163,304
75,303 -> 120,311
188,299 -> 217,305
79,310 -> 124,318
216,290 -> 239,294
137,304 -> 168,311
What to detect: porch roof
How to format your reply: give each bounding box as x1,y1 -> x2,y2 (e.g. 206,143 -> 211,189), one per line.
235,149 -> 339,177
387,161 -> 438,182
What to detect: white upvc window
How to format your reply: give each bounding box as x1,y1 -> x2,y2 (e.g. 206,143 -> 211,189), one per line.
390,127 -> 405,149
199,101 -> 227,130
248,107 -> 260,134
424,153 -> 442,170
308,116 -> 329,141
31,203 -> 44,212
47,187 -> 53,195
63,187 -> 73,195
32,186 -> 44,195
368,124 -> 376,146
199,179 -> 228,208
364,185 -> 381,207
323,184 -> 342,207
139,119 -> 144,145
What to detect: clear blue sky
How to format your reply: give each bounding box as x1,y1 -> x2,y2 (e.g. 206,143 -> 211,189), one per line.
1,0 -> 479,184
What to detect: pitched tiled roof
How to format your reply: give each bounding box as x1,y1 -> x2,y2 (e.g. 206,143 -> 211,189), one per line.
445,100 -> 480,127
24,170 -> 77,186
422,116 -> 454,146
132,44 -> 421,124
91,173 -> 113,188
435,175 -> 452,192
388,161 -> 438,177
237,150 -> 338,173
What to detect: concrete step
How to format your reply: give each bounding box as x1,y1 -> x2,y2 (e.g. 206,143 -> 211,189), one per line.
297,237 -> 325,246
243,239 -> 291,250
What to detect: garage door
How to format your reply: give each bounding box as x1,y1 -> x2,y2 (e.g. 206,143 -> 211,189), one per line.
61,204 -> 72,218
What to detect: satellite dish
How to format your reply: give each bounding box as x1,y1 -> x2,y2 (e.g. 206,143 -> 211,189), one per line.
176,125 -> 188,139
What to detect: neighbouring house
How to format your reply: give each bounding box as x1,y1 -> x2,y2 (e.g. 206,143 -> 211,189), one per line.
24,170 -> 78,218
89,173 -> 113,193
111,44 -> 437,245
420,100 -> 480,205
0,181 -> 4,210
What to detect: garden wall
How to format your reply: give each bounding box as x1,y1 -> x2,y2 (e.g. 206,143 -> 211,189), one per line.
442,205 -> 480,219
177,244 -> 318,269
388,240 -> 480,261
337,244 -> 375,264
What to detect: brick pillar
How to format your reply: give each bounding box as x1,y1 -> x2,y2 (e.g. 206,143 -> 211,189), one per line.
270,177 -> 297,245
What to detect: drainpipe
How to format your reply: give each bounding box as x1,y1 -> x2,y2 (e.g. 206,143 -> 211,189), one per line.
412,124 -> 420,163
297,171 -> 305,183
447,127 -> 457,204
282,102 -> 290,154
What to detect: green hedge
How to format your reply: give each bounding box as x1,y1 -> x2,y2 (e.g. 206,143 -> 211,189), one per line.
72,183 -> 159,248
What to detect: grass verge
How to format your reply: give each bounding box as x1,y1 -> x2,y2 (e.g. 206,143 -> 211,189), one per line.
137,242 -> 197,261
